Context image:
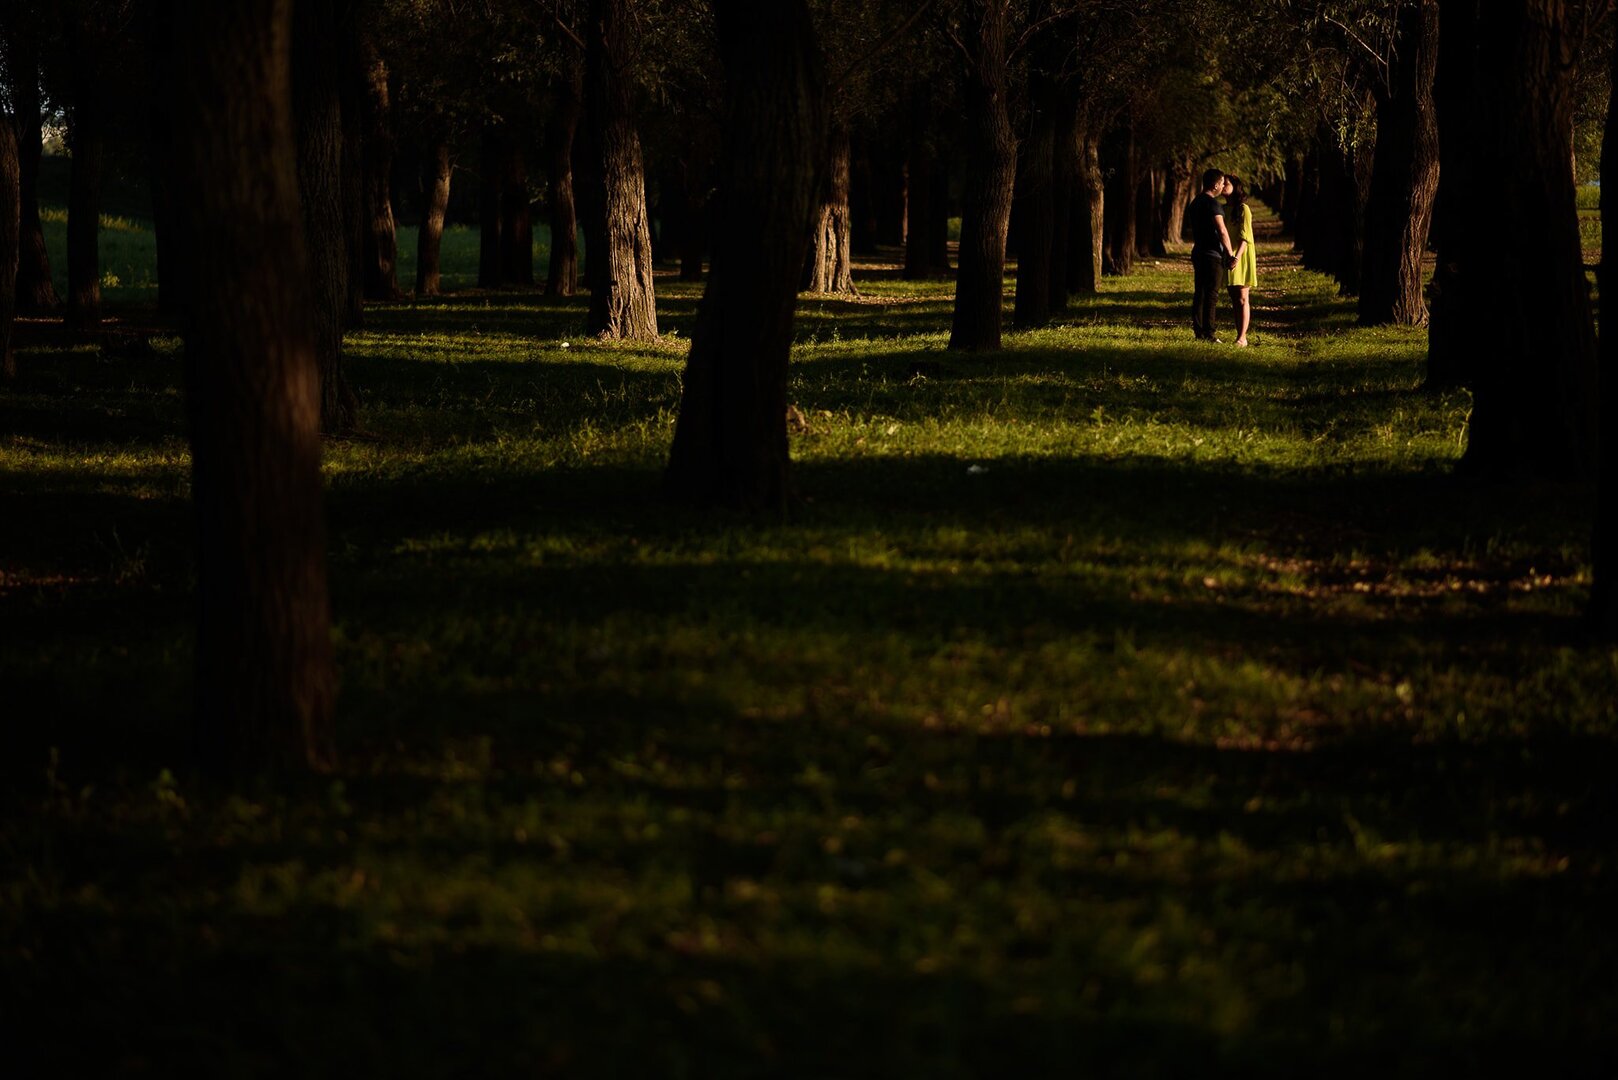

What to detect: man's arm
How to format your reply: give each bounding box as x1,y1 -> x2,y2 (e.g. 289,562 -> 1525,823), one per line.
1215,214 -> 1235,258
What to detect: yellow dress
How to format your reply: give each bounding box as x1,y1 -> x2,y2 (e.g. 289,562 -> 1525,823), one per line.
1228,204 -> 1257,288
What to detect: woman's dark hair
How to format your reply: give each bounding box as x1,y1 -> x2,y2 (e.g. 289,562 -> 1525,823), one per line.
1201,167 -> 1224,191
1226,175 -> 1248,211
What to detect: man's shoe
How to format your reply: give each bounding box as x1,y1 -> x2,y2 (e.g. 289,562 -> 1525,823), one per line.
1209,336 -> 1223,344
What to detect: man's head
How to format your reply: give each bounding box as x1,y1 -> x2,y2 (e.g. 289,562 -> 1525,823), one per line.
1201,168 -> 1224,193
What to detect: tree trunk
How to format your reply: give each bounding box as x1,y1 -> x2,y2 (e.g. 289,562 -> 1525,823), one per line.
1359,0 -> 1440,326
6,28 -> 59,314
1101,125 -> 1134,276
65,17 -> 104,332
415,139 -> 451,296
1454,0 -> 1597,476
479,123 -> 505,288
583,0 -> 658,340
1012,60 -> 1056,329
360,36 -> 401,300
546,65 -> 582,296
665,0 -> 825,510
1069,126 -> 1103,295
928,166 -> 950,270
948,0 -> 1015,352
0,118 -> 18,379
805,127 -> 854,294
1595,10 -> 1618,636
500,142 -> 534,286
169,0 -> 337,773
292,0 -> 360,434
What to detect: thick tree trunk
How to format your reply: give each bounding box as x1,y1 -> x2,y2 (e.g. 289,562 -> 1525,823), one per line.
170,0 -> 337,773
479,123 -> 505,288
360,37 -> 401,300
1069,127 -> 1103,295
583,0 -> 658,340
1,119 -> 18,379
1360,0 -> 1440,326
805,128 -> 854,294
1101,126 -> 1134,276
1596,11 -> 1618,636
665,0 -> 825,510
500,143 -> 534,286
546,66 -> 582,296
929,166 -> 950,270
415,139 -> 451,296
1454,0 -> 1597,476
948,0 -> 1015,352
292,0 -> 360,434
6,30 -> 59,314
1012,62 -> 1056,329
1281,155 -> 1305,235
65,19 -> 104,332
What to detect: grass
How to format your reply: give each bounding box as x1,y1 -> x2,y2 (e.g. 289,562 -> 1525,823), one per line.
4,205 -> 1617,1076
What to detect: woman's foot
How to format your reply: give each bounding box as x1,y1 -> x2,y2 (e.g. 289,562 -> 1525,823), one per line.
1235,337 -> 1249,347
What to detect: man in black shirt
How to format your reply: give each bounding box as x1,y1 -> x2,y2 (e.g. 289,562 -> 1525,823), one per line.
1187,169 -> 1238,341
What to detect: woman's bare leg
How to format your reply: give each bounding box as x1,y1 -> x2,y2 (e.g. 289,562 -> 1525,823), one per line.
1228,286 -> 1250,346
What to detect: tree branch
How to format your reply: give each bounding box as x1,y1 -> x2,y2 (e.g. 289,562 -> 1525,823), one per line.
832,0 -> 940,97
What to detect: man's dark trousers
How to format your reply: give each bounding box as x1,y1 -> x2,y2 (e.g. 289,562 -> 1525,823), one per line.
1192,251 -> 1224,339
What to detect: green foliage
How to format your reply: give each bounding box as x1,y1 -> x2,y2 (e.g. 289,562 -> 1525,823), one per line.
4,211 -> 1615,1073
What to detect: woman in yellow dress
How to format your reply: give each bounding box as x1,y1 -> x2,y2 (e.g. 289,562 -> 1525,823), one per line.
1225,175 -> 1256,347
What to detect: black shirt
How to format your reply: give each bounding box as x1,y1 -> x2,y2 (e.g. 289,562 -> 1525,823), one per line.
1188,192 -> 1225,256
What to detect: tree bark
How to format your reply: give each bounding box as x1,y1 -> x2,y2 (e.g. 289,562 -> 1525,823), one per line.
0,118 -> 18,379
1068,126 -> 1103,295
292,0 -> 360,434
6,26 -> 59,314
665,0 -> 825,511
928,165 -> 950,270
1359,0 -> 1440,326
1101,125 -> 1134,276
479,123 -> 505,288
169,0 -> 337,773
500,142 -> 534,286
805,127 -> 854,294
360,35 -> 402,300
1452,0 -> 1597,476
546,65 -> 583,296
1596,8 -> 1618,636
1162,156 -> 1193,246
1012,59 -> 1056,329
1137,164 -> 1166,258
948,0 -> 1015,352
583,0 -> 658,340
65,16 -> 104,332
1427,0 -> 1481,387
415,139 -> 451,296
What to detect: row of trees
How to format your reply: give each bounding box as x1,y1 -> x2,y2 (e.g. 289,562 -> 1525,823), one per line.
0,0 -> 1613,770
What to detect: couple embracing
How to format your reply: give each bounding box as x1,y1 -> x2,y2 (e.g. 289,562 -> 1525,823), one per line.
1188,169 -> 1256,347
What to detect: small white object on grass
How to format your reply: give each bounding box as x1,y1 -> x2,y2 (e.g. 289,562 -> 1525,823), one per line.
967,464 -> 989,475
561,341 -> 571,349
